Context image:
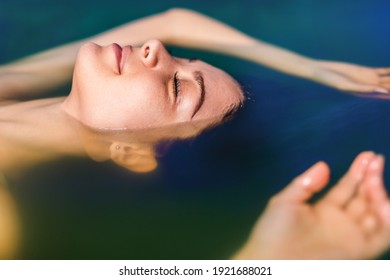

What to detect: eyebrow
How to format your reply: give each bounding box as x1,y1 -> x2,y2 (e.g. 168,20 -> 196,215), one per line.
191,71 -> 205,119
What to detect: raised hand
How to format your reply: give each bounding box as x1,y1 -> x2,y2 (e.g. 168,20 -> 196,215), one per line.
234,152 -> 390,259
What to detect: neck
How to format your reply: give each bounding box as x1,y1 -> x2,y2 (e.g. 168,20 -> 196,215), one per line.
0,97 -> 86,173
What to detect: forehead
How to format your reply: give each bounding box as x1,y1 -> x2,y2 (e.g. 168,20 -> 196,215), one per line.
188,59 -> 244,120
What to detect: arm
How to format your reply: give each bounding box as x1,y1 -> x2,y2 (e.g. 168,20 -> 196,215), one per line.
167,9 -> 315,80
0,42 -> 83,100
2,8 -> 388,100
0,11 -> 173,100
166,8 -> 390,94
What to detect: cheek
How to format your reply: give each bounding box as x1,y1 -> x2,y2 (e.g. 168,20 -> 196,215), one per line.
73,47 -> 114,96
72,49 -> 176,129
114,78 -> 174,128
87,77 -> 174,129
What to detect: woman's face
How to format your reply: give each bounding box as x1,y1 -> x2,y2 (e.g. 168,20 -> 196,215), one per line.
63,40 -> 244,130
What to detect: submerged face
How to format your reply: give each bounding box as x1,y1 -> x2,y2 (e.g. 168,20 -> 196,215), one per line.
63,40 -> 244,130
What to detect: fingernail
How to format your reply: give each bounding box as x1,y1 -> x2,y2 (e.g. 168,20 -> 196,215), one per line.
375,88 -> 390,94
302,177 -> 312,187
354,152 -> 375,181
300,162 -> 323,188
369,155 -> 384,186
361,152 -> 374,166
370,155 -> 384,170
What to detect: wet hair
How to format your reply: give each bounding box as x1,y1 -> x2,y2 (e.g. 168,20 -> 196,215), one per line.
221,78 -> 245,123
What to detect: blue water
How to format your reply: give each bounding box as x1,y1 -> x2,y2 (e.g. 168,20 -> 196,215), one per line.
1,0 -> 390,259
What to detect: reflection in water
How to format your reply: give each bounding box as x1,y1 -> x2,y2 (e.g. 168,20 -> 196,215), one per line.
2,0 -> 389,260
78,115 -> 223,173
0,174 -> 20,259
0,104 -> 223,258
0,96 -> 225,175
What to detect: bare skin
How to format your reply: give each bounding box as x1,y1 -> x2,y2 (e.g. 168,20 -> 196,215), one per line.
0,9 -> 390,259
314,61 -> 390,94
234,152 -> 390,259
0,179 -> 19,259
0,8 -> 388,173
2,151 -> 390,260
1,9 -> 389,101
0,98 -> 85,173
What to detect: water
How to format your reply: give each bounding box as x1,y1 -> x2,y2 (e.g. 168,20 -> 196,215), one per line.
1,0 -> 390,259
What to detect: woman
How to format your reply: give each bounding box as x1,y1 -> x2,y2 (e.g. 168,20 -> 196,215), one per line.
0,8 -> 389,173
1,8 -> 390,260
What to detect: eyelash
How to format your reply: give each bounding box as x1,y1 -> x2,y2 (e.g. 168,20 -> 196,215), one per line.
173,71 -> 181,99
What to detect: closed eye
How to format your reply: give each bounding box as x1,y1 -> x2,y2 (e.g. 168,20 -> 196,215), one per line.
173,71 -> 181,100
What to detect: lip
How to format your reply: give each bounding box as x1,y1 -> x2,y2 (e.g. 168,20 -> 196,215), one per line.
120,45 -> 132,73
112,43 -> 122,74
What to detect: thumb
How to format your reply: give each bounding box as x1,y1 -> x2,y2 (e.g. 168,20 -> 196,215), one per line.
274,161 -> 330,203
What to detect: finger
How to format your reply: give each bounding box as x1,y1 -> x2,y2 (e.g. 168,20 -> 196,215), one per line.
365,202 -> 390,258
360,156 -> 390,258
360,213 -> 379,237
379,81 -> 390,89
323,151 -> 375,208
379,77 -> 390,86
345,195 -> 368,221
344,162 -> 374,220
375,68 -> 390,76
274,161 -> 330,203
363,155 -> 388,211
348,84 -> 389,94
362,155 -> 390,228
373,89 -> 390,95
379,203 -> 390,229
380,82 -> 390,89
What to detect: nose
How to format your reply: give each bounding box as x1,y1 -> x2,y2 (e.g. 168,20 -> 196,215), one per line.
141,39 -> 168,68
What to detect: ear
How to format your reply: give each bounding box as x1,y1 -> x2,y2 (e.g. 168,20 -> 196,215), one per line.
109,142 -> 157,173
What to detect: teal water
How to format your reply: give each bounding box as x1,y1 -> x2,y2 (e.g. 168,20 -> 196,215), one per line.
1,0 -> 390,259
